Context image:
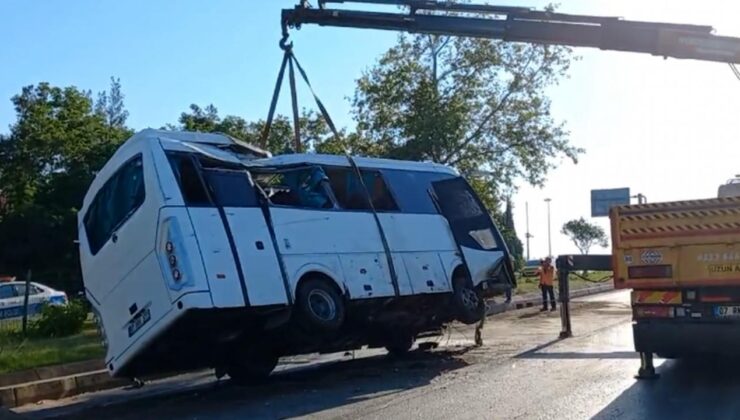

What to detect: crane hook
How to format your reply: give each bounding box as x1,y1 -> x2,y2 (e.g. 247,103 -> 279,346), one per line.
279,34 -> 293,51
280,20 -> 293,51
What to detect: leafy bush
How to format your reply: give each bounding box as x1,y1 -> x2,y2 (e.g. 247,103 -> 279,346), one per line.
30,300 -> 88,338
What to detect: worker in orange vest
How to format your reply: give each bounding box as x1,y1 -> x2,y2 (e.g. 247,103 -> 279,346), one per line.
538,257 -> 557,311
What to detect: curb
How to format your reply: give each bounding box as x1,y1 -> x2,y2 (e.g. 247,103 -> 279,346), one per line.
0,360 -> 104,388
486,283 -> 614,316
0,370 -> 132,408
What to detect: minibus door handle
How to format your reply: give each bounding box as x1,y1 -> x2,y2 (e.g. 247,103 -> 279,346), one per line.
111,233 -> 118,244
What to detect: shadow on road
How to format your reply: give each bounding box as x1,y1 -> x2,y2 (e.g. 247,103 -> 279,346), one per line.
594,357 -> 740,419
519,350 -> 639,360
513,337 -> 564,357
517,311 -> 550,319
513,338 -> 638,360
32,348 -> 472,420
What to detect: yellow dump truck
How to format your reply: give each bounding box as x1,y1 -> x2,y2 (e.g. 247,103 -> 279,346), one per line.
610,193 -> 740,358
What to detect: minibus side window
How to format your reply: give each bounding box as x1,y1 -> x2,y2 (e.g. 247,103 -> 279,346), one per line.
166,153 -> 210,206
381,170 -> 453,214
83,155 -> 145,255
442,187 -> 484,221
166,153 -> 263,208
203,169 -> 259,208
324,167 -> 398,211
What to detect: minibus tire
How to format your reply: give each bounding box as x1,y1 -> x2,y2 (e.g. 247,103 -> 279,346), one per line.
453,274 -> 484,325
226,352 -> 279,385
296,277 -> 345,332
385,334 -> 414,357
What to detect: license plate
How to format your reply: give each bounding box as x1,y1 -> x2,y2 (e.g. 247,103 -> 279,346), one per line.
714,306 -> 740,318
127,307 -> 151,337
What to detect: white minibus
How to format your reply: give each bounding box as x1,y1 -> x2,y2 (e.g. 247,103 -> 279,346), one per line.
79,129 -> 515,381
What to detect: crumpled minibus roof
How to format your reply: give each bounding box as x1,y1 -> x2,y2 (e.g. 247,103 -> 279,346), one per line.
247,153 -> 458,175
151,129 -> 271,161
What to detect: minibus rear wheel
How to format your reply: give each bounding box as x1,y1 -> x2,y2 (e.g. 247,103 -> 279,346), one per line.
385,334 -> 414,357
452,271 -> 484,325
226,351 -> 279,385
296,277 -> 346,332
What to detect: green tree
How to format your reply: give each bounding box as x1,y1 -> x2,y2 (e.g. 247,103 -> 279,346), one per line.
95,77 -> 129,130
0,80 -> 131,291
561,217 -> 609,255
352,31 -> 583,210
499,198 -> 524,270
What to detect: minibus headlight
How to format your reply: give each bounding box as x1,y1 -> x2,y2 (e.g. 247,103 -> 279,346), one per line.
160,217 -> 193,290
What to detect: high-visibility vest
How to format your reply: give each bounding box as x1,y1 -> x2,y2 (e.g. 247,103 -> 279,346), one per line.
538,266 -> 555,286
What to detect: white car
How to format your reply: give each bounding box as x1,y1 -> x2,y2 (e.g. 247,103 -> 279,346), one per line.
0,281 -> 68,321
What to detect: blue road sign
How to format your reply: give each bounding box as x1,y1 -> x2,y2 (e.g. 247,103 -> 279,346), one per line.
591,188 -> 630,217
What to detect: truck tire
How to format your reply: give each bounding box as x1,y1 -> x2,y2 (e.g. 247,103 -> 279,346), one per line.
296,277 -> 345,332
452,272 -> 484,325
656,352 -> 691,360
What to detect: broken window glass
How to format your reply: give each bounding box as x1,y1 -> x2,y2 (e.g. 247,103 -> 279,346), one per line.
255,166 -> 335,210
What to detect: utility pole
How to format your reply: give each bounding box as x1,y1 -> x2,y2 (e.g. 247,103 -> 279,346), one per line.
544,198 -> 552,258
525,202 -> 532,261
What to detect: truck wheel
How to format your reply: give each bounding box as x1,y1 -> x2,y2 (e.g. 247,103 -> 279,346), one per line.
296,277 -> 345,332
385,334 -> 414,357
226,350 -> 279,385
452,272 -> 484,325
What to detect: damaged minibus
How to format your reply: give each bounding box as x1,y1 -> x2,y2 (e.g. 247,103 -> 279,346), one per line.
79,129 -> 515,381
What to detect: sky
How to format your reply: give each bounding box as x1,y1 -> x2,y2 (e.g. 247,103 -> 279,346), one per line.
1,0 -> 739,258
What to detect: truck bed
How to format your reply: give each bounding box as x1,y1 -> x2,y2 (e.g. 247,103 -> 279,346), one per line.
610,196 -> 740,289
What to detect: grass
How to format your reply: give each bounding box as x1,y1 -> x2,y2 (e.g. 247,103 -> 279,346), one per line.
0,318 -> 105,375
515,271 -> 613,296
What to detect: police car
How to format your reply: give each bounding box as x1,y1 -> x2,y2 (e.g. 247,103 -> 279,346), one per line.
520,259 -> 542,278
0,280 -> 68,321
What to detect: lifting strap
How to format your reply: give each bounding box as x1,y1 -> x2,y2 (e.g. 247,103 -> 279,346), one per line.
260,44 -> 341,152
260,39 -> 400,296
261,50 -> 290,151
287,54 -> 301,152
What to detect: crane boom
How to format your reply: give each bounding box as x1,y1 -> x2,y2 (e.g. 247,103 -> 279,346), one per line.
282,0 -> 740,64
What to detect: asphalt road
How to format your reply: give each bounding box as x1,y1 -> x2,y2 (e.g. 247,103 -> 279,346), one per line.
15,290 -> 740,419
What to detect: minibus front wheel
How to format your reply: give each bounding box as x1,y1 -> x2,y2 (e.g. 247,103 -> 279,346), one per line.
296,276 -> 346,332
452,269 -> 484,325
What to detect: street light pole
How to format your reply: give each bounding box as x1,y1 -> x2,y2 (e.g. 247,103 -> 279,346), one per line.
544,198 -> 552,257
632,193 -> 647,204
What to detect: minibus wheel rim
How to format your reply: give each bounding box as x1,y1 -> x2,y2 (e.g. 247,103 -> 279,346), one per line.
307,289 -> 337,321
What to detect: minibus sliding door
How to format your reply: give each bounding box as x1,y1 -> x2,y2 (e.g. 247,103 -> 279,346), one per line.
200,167 -> 290,307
